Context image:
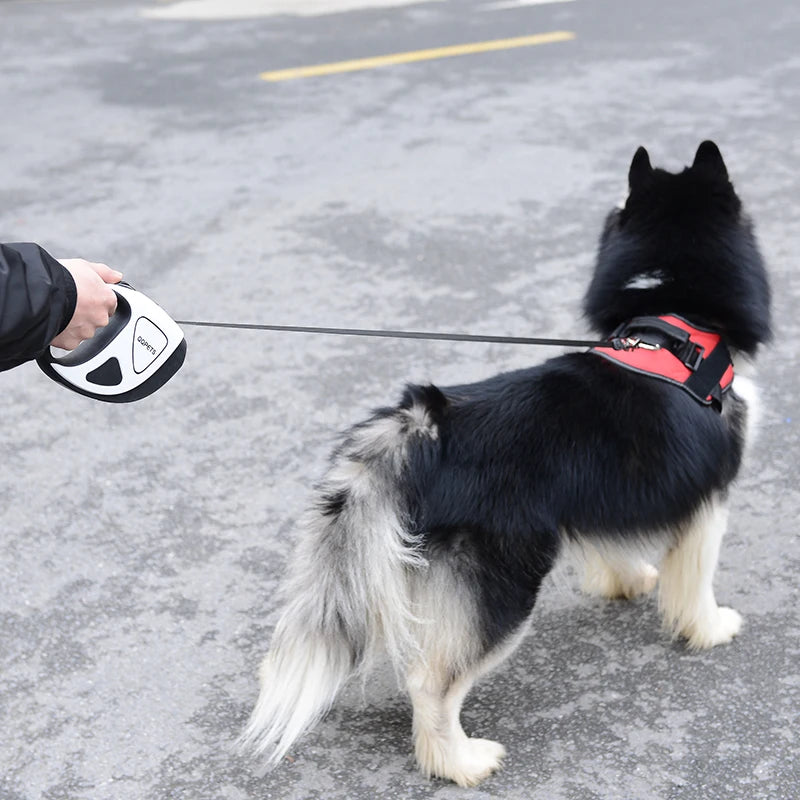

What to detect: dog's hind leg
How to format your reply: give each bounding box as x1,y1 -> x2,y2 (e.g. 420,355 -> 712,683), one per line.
658,496 -> 742,649
405,556 -> 544,786
407,658 -> 507,788
406,567 -> 507,786
580,541 -> 659,600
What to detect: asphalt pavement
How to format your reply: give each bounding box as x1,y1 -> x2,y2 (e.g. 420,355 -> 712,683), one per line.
1,1 -> 798,798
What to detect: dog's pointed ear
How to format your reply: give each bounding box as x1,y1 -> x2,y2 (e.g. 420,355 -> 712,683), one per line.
628,146 -> 653,190
692,140 -> 728,179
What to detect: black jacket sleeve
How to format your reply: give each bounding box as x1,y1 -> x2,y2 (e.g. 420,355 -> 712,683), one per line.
0,242 -> 77,372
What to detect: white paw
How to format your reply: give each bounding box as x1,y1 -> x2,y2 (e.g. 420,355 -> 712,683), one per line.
685,606 -> 743,649
583,561 -> 659,600
449,738 -> 506,787
581,565 -> 625,599
621,563 -> 659,599
416,736 -> 506,787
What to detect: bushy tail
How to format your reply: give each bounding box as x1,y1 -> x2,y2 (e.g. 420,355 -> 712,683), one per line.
239,401 -> 438,767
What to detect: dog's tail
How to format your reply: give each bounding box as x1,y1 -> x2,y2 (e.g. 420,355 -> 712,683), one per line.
239,387 -> 443,768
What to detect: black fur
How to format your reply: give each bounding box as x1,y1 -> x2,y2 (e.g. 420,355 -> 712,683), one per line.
396,141 -> 769,651
584,141 -> 771,353
243,143 -> 772,785
317,489 -> 349,518
405,355 -> 745,648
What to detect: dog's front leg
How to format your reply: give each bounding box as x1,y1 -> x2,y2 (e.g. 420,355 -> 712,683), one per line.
658,496 -> 743,649
580,541 -> 659,600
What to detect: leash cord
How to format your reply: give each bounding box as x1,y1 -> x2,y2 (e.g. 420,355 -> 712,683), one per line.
174,319 -> 611,349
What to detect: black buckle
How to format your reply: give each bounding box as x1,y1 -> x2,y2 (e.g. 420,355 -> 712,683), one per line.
676,342 -> 704,371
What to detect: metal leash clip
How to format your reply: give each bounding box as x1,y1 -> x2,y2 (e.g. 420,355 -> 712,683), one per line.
611,336 -> 662,351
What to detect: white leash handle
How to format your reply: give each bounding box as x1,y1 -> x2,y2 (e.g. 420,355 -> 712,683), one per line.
37,282 -> 186,402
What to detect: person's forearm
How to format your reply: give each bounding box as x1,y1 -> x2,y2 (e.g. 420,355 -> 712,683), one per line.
0,242 -> 77,371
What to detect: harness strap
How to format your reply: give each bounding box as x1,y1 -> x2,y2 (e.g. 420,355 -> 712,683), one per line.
684,337 -> 733,405
625,316 -> 691,344
590,315 -> 734,411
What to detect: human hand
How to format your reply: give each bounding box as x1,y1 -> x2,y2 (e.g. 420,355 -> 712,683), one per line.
51,259 -> 122,350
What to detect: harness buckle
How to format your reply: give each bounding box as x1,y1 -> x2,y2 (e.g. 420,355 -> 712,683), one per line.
677,342 -> 704,371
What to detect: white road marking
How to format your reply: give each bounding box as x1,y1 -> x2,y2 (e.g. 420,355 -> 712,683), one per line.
143,0 -> 444,20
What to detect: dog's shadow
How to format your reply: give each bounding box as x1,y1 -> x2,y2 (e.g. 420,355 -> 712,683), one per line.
329,596 -> 670,749
463,595 -> 711,751
229,596 -> 727,793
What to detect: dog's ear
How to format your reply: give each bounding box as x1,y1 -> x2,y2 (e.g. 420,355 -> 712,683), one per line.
692,140 -> 728,180
628,146 -> 653,190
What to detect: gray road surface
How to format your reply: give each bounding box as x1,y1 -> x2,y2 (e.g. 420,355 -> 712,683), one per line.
1,0 -> 798,798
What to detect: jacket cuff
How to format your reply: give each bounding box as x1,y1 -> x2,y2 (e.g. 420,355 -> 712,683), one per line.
55,263 -> 78,335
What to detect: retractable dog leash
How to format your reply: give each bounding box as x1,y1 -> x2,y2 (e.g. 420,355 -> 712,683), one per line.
35,284 -> 659,402
173,318 -> 612,349
37,282 -> 187,402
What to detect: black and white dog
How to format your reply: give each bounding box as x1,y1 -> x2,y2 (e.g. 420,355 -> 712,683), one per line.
240,142 -> 771,786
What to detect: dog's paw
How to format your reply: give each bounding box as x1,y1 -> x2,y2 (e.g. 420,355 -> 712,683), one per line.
623,563 -> 659,599
685,606 -> 743,649
448,738 -> 506,788
417,736 -> 506,787
583,560 -> 658,600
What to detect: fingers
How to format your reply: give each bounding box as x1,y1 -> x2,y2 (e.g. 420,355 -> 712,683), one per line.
51,312 -> 111,350
51,329 -> 87,351
58,257 -> 123,284
51,257 -> 126,350
88,260 -> 123,285
99,279 -> 118,317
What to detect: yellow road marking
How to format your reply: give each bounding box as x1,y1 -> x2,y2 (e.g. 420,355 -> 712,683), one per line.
259,30 -> 575,82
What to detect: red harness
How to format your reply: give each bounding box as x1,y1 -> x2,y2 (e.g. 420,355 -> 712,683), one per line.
590,315 -> 734,410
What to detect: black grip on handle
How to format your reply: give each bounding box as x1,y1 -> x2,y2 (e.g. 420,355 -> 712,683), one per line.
39,290 -> 133,367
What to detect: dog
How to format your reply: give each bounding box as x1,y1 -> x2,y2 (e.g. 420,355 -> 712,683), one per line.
239,141 -> 772,786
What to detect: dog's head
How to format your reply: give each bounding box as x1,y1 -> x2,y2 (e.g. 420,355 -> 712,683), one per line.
583,141 -> 772,355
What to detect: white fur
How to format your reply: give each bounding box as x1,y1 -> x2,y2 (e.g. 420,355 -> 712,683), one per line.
242,633 -> 353,768
410,668 -> 506,788
580,540 -> 660,600
729,367 -> 761,456
404,556 -> 512,785
408,662 -> 506,787
623,271 -> 665,290
658,497 -> 742,649
242,402 -> 527,783
652,365 -> 758,649
401,403 -> 440,440
407,636 -> 513,786
405,563 -> 539,785
239,409 -> 429,765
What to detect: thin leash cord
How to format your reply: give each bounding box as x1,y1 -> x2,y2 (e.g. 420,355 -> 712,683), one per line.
174,319 -> 611,349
